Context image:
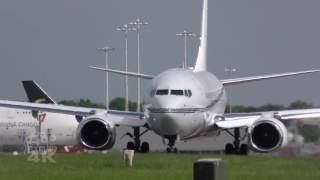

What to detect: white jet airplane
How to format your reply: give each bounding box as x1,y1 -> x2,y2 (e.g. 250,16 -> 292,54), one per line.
0,81 -> 78,151
1,0 -> 320,154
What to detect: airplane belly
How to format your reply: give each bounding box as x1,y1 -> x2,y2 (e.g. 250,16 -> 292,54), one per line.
0,112 -> 78,147
149,112 -> 206,137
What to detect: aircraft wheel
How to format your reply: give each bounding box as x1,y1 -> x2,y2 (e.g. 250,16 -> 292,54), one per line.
166,148 -> 172,153
141,142 -> 150,153
127,141 -> 135,150
240,144 -> 249,155
225,143 -> 234,154
173,148 -> 178,153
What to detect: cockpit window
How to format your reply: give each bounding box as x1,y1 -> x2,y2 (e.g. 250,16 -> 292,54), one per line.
154,89 -> 191,97
187,89 -> 192,97
184,90 -> 189,97
150,90 -> 156,97
184,89 -> 192,97
171,89 -> 184,96
156,89 -> 169,95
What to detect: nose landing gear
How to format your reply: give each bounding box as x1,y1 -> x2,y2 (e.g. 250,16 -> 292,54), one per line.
165,135 -> 178,153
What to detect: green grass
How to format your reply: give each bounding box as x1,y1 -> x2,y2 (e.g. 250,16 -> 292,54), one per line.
0,153 -> 320,180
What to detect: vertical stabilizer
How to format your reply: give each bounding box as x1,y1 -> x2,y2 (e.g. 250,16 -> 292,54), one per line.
22,80 -> 56,104
194,0 -> 208,72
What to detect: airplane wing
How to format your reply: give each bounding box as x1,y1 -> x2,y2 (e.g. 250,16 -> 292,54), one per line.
89,66 -> 154,80
0,100 -> 145,127
216,109 -> 320,129
221,69 -> 320,85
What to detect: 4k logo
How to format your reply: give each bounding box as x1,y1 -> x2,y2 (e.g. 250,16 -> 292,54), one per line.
27,146 -> 57,163
26,132 -> 57,163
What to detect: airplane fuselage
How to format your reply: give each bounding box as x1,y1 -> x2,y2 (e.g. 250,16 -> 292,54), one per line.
144,68 -> 227,139
0,107 -> 78,146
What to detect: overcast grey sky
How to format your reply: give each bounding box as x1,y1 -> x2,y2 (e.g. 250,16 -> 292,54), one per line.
1,0 -> 320,107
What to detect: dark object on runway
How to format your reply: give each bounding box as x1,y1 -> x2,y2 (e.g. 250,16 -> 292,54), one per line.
194,159 -> 224,180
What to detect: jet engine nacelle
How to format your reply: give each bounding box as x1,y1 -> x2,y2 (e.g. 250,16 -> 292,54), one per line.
76,115 -> 116,150
249,117 -> 288,153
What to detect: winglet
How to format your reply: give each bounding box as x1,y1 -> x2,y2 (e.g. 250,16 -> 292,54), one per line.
194,0 -> 208,72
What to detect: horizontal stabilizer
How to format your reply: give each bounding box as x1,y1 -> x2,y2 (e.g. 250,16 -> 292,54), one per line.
89,66 -> 154,80
221,69 -> 320,85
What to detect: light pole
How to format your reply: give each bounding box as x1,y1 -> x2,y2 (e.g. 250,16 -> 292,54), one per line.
116,24 -> 136,111
224,67 -> 237,113
97,47 -> 115,109
176,30 -> 196,68
128,18 -> 148,112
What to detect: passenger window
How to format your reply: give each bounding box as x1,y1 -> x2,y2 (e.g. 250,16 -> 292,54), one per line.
156,89 -> 169,95
171,90 -> 184,96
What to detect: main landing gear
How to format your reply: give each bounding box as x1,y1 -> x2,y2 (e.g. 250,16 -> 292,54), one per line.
225,128 -> 249,155
165,135 -> 178,153
124,127 -> 150,153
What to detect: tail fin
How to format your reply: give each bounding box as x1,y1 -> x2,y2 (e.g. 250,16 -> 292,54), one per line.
194,0 -> 208,72
22,80 -> 56,104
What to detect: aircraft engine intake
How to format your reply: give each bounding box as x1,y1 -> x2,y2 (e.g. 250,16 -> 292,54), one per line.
249,118 -> 288,153
76,116 -> 116,150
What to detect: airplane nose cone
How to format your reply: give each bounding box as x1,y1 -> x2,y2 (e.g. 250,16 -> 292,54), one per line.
152,96 -> 184,109
148,96 -> 187,135
158,114 -> 179,134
